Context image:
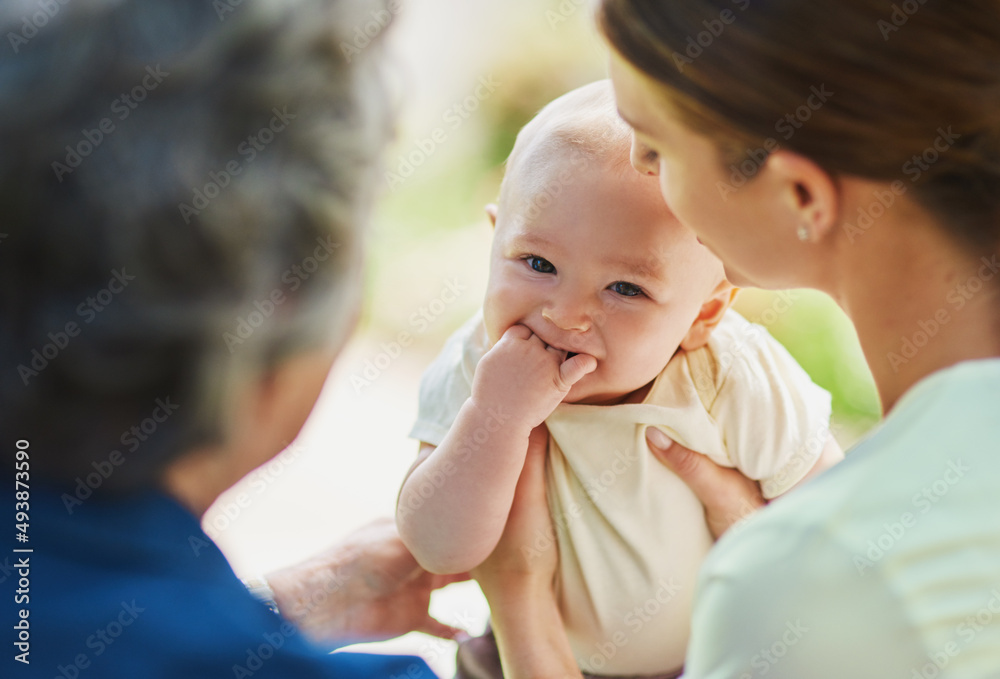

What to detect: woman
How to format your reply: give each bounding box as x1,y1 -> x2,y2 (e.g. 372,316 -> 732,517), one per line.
490,1 -> 1000,676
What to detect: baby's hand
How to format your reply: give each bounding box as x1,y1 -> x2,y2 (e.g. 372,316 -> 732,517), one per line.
471,324 -> 597,429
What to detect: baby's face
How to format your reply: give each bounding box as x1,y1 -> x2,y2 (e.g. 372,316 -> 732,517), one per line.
484,157 -> 724,405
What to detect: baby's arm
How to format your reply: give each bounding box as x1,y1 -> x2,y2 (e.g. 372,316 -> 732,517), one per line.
784,434 -> 843,494
396,324 -> 595,575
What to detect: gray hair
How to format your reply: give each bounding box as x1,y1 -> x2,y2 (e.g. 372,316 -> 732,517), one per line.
0,0 -> 395,490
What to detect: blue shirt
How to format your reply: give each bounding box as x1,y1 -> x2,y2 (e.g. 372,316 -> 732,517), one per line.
3,482 -> 437,678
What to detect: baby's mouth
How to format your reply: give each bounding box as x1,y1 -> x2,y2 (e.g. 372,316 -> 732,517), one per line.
536,333 -> 587,361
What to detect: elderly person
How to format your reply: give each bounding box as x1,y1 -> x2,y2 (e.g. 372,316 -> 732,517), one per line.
0,0 -> 529,676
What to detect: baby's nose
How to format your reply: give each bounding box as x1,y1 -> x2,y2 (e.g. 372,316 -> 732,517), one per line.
542,305 -> 591,333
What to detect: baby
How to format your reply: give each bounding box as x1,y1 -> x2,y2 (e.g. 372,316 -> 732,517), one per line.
397,80 -> 841,678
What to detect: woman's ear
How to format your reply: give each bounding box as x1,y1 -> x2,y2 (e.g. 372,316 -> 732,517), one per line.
485,203 -> 498,229
765,150 -> 840,243
680,282 -> 738,352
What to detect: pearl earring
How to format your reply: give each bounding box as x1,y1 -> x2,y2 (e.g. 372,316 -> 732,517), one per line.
797,225 -> 810,242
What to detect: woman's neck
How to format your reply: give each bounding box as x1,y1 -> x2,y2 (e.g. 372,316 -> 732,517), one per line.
830,201 -> 1000,413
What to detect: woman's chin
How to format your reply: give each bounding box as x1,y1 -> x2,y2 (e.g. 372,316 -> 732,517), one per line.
723,263 -> 759,288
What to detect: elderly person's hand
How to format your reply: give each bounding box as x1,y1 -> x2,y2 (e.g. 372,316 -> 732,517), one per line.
645,428 -> 767,539
266,518 -> 469,648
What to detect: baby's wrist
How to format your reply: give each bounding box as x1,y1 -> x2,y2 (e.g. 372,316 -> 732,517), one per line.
463,396 -> 535,441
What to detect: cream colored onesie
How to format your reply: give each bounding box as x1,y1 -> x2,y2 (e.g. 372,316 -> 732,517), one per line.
410,309 -> 832,676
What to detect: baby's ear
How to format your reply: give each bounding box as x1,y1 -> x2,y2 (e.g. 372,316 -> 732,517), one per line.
680,281 -> 738,352
485,203 -> 498,229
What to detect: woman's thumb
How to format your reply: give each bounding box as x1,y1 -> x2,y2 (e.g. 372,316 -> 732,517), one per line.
646,427 -> 703,479
645,426 -> 766,539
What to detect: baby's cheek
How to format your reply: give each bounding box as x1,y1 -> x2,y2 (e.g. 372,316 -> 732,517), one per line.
482,299 -> 511,346
590,355 -> 623,389
611,345 -> 664,388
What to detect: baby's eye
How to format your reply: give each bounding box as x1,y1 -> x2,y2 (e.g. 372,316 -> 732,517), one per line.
610,281 -> 644,297
526,256 -> 555,274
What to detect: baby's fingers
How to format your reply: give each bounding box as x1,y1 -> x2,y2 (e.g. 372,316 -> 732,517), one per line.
500,324 -> 533,342
558,353 -> 597,388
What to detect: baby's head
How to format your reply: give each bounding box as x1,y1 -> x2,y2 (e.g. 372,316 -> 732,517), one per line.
484,80 -> 733,405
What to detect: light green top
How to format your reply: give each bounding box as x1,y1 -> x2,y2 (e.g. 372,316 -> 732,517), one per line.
684,358 -> 1000,678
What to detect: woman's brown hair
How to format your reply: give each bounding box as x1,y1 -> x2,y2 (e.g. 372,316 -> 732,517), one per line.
599,0 -> 1000,252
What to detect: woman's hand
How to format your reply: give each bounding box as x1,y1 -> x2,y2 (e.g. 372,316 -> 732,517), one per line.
266,518 -> 469,648
473,425 -> 583,678
646,427 -> 766,539
472,424 -> 559,588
